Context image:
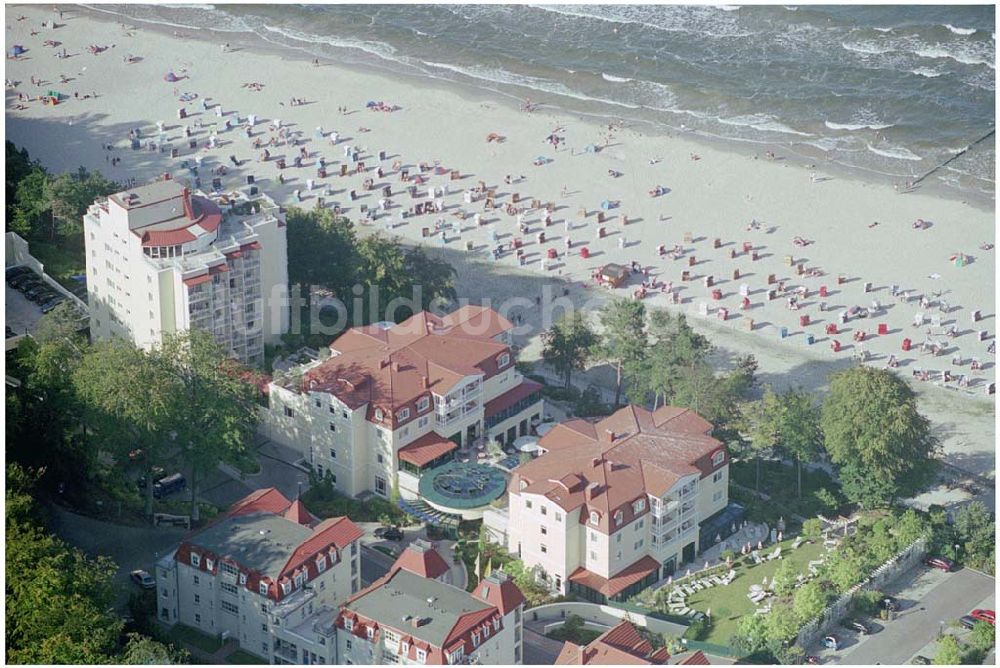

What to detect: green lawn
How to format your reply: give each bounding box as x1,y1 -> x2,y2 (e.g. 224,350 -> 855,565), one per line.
168,624 -> 223,654
226,649 -> 268,664
676,538 -> 827,645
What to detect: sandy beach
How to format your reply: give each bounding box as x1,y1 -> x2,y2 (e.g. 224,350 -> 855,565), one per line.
5,5 -> 995,498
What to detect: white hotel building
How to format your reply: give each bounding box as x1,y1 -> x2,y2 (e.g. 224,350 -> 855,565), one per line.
83,179 -> 288,366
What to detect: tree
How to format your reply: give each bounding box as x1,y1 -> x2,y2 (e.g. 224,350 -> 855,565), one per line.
953,502 -> 995,574
355,234 -> 456,324
597,298 -> 647,407
45,167 -> 118,240
155,331 -> 261,521
770,559 -> 798,596
285,207 -> 358,299
33,301 -> 86,344
792,580 -> 826,624
745,387 -> 822,498
11,165 -> 50,238
541,312 -> 597,388
404,245 -> 457,312
731,613 -> 769,657
933,634 -> 962,665
120,634 -> 189,664
630,310 -> 710,407
968,620 -> 995,653
839,462 -> 897,509
821,367 -> 936,506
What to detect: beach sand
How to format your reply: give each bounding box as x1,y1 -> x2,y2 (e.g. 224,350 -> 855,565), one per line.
5,6 -> 995,500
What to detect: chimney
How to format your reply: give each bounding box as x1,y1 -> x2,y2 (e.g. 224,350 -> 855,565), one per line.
585,482 -> 600,500
380,358 -> 391,370
605,429 -> 616,442
181,187 -> 193,220
421,375 -> 429,389
590,457 -> 601,468
392,361 -> 400,372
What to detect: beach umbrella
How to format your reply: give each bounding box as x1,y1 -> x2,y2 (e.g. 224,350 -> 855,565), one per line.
758,540 -> 763,550
706,608 -> 711,618
716,533 -> 722,543
667,576 -> 673,585
601,199 -> 612,210
164,71 -> 179,82
777,531 -> 783,542
366,100 -> 377,108
704,561 -> 709,570
685,569 -> 692,577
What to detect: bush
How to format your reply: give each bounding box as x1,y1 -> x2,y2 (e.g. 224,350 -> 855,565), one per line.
687,615 -> 713,641
302,471 -> 410,525
802,518 -> 824,538
850,589 -> 882,617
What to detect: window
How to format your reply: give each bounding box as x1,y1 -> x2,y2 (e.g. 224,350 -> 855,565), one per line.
221,582 -> 238,595
317,555 -> 327,573
636,519 -> 644,531
329,448 -> 337,459
540,526 -> 547,535
713,470 -> 725,483
396,407 -> 410,422
281,581 -> 291,596
590,532 -> 597,543
497,353 -> 510,368
221,600 -> 239,615
555,512 -> 562,522
259,582 -> 268,596
377,454 -> 384,464
374,408 -> 384,421
342,409 -> 349,419
239,573 -> 247,585
525,500 -> 533,510
418,416 -> 429,429
540,544 -> 547,554
206,559 -> 214,571
195,613 -> 201,624
284,406 -> 295,418
416,648 -> 427,663
417,396 -> 430,413
589,550 -> 597,560
713,490 -> 724,502
616,533 -> 622,544
634,539 -> 644,550
614,510 -> 623,526
712,450 -> 726,466
616,550 -> 622,561
345,619 -> 354,632
329,423 -> 337,433
366,627 -> 374,640
315,399 -> 322,408
633,499 -> 646,514
262,643 -> 269,655
589,511 -> 599,525
471,632 -> 480,647
194,594 -> 201,605
294,572 -> 304,588
262,623 -> 268,633
193,575 -> 200,586
375,476 -> 387,496
540,506 -> 547,516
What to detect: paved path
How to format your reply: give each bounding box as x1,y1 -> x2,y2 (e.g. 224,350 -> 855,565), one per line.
523,628 -> 565,664
48,505 -> 188,609
811,566 -> 996,665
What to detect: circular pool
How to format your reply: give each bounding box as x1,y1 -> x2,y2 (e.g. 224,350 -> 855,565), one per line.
418,461 -> 508,516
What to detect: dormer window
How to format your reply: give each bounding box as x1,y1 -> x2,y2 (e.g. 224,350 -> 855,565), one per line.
345,618 -> 354,632
374,408 -> 385,422
519,480 -> 528,491
633,499 -> 646,514
589,511 -> 599,525
472,631 -> 480,647
417,396 -> 430,413
713,450 -> 726,467
614,510 -> 623,526
493,618 -> 501,631
294,572 -> 304,588
280,581 -> 291,596
259,582 -> 268,596
239,573 -> 247,585
317,555 -> 327,573
396,407 -> 410,422
416,648 -> 427,663
497,353 -> 510,368
366,627 -> 374,640
191,553 -> 201,567
206,558 -> 215,571
402,642 -> 410,655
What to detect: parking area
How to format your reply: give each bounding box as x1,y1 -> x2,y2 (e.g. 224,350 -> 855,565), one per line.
6,284 -> 45,336
810,566 -> 996,664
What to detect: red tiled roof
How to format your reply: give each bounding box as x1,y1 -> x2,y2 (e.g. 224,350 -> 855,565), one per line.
183,273 -> 212,288
138,194 -> 222,247
472,573 -> 526,615
283,499 -> 314,526
392,541 -> 451,580
510,404 -> 723,533
568,555 -> 660,598
483,379 -> 543,417
397,432 -> 458,468
676,650 -> 711,665
555,620 -> 671,665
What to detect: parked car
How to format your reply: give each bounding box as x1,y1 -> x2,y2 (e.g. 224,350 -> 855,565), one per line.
842,619 -> 871,635
130,569 -> 156,589
40,296 -> 67,313
911,656 -> 931,665
6,266 -> 32,279
10,274 -> 41,290
959,615 -> 978,630
375,526 -> 404,541
970,609 -> 995,626
924,556 -> 955,572
25,285 -> 55,302
822,635 -> 839,650
137,467 -> 167,490
153,472 -> 187,499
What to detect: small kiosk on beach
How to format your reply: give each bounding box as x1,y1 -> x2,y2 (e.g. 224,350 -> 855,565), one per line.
598,263 -> 629,289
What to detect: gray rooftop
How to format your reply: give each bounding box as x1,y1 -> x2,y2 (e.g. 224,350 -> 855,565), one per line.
347,569 -> 491,648
189,511 -> 312,579
110,179 -> 186,210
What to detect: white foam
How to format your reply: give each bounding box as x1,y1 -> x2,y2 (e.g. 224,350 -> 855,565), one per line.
874,27 -> 893,33
719,114 -> 813,137
866,143 -> 923,161
602,73 -> 633,83
825,120 -> 894,131
719,5 -> 742,11
910,67 -> 945,78
944,24 -> 977,36
913,46 -> 995,69
841,41 -> 893,55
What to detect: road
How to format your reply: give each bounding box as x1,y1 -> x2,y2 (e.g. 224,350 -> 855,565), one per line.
813,566 -> 996,665
361,544 -> 393,586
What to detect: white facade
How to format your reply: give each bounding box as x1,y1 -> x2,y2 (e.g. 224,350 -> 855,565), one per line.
84,181 -> 288,367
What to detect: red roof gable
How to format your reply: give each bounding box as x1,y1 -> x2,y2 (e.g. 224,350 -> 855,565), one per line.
397,433 -> 458,468
392,540 -> 451,580
472,573 -> 526,615
568,556 -> 660,597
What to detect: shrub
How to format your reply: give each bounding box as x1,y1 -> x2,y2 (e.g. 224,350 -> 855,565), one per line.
802,518 -> 824,538
687,615 -> 713,641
